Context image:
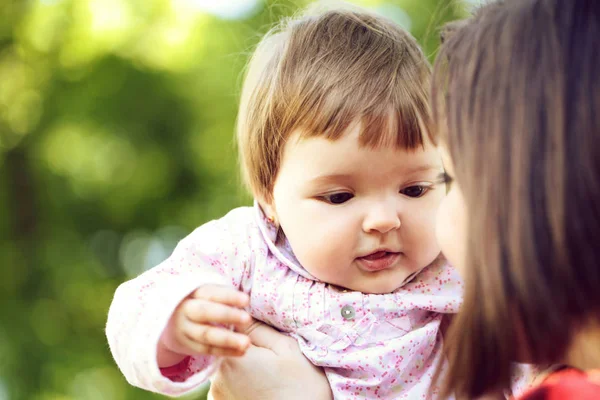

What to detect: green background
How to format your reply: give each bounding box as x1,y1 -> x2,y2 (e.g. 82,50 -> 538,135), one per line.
0,0 -> 470,399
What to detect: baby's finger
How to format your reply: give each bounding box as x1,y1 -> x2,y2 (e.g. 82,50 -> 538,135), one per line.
179,333 -> 247,358
191,285 -> 249,308
185,320 -> 251,352
183,298 -> 251,329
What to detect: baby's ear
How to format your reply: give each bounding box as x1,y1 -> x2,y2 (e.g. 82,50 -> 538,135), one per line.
440,20 -> 468,44
257,198 -> 278,226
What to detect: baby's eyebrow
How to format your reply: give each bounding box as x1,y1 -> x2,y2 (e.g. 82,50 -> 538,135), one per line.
308,173 -> 354,186
403,164 -> 443,174
308,165 -> 441,186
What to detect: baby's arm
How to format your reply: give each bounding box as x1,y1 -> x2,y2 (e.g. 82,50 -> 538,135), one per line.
106,208 -> 255,396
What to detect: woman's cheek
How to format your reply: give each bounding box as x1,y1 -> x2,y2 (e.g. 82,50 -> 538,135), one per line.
436,188 -> 467,276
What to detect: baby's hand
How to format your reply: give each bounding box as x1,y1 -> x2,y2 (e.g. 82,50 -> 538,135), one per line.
159,285 -> 252,365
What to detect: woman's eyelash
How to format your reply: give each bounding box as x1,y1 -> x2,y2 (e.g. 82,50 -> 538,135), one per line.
439,172 -> 454,194
438,172 -> 454,185
444,172 -> 454,184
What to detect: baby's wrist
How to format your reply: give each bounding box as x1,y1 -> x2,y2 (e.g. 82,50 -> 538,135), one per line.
157,337 -> 188,368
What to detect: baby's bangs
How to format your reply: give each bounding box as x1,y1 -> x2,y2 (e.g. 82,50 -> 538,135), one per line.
296,93 -> 429,151
358,103 -> 428,150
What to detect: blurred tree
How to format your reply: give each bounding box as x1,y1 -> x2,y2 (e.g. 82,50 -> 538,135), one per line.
0,0 -> 468,399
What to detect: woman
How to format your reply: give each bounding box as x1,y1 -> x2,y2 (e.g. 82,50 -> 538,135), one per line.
433,0 -> 600,398
211,0 -> 600,398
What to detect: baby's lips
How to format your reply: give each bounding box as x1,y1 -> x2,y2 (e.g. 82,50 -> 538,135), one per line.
360,251 -> 390,260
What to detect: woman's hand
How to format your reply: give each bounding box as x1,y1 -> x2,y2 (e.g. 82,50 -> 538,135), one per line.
209,319 -> 332,400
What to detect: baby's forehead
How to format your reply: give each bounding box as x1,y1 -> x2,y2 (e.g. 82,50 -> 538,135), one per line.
281,128 -> 442,178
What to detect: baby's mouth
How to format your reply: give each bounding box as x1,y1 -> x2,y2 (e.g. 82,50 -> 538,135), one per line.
357,251 -> 401,272
360,251 -> 390,260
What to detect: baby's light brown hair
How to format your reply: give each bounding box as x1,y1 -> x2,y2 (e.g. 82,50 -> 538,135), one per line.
237,6 -> 432,203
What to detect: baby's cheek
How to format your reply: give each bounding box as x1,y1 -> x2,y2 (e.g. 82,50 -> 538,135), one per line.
293,239 -> 330,273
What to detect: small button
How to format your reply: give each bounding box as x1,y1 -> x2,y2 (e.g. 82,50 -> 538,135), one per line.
341,305 -> 355,320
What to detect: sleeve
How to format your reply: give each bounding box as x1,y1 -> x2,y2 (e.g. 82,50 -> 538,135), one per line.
508,364 -> 543,398
105,208 -> 256,397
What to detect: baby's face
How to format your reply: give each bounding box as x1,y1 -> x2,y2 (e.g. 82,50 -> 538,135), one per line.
265,123 -> 445,294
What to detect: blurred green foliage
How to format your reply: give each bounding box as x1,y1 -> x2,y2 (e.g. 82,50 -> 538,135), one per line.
0,0 -> 468,399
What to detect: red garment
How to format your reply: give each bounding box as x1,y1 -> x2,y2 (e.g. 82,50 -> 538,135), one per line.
517,369 -> 600,400
160,356 -> 191,382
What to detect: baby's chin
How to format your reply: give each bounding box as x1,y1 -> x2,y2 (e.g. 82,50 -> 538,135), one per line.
317,276 -> 404,294
426,251 -> 447,269
361,276 -> 418,294
305,253 -> 446,294
339,271 -> 421,294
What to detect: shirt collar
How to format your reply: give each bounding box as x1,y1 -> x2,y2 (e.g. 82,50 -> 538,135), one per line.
254,201 -> 319,281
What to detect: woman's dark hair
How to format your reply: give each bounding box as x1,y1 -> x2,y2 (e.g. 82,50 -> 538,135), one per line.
431,0 -> 600,397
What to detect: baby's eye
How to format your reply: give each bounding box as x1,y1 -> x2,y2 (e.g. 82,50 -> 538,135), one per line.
323,192 -> 354,204
400,185 -> 428,198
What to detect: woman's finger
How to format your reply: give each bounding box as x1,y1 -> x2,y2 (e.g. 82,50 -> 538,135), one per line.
244,320 -> 297,355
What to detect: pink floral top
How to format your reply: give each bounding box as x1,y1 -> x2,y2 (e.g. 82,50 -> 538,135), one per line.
106,205 -> 532,399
